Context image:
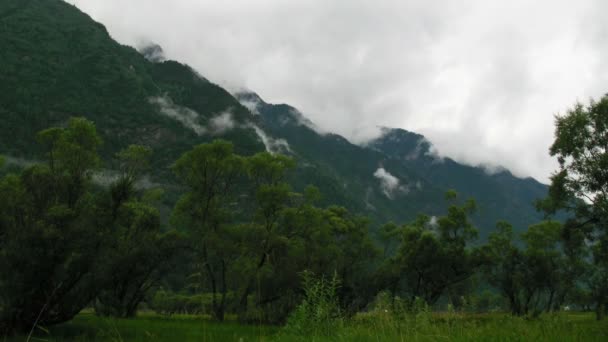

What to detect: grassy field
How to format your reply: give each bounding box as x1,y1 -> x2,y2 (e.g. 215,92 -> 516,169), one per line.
9,311 -> 608,341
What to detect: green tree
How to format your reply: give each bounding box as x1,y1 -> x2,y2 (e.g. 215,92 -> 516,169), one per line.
94,145 -> 182,318
236,188 -> 377,322
0,118 -> 103,334
481,220 -> 585,316
522,221 -> 572,313
172,140 -> 247,321
235,152 -> 296,318
539,95 -> 608,319
481,221 -> 530,315
380,192 -> 480,306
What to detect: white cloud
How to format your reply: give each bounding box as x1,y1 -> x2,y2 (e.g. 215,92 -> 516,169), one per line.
67,0 -> 608,182
429,216 -> 438,228
238,98 -> 261,115
374,167 -> 407,199
149,96 -> 206,135
149,96 -> 238,135
209,111 -> 235,134
251,125 -> 291,154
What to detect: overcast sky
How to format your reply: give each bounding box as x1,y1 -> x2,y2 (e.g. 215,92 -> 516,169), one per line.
67,0 -> 608,183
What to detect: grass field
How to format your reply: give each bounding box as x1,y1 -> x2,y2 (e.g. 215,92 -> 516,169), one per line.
9,311 -> 608,341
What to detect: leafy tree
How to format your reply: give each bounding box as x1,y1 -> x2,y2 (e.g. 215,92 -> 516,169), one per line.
235,152 -> 296,317
539,95 -> 608,319
320,207 -> 377,314
172,140 -> 247,321
378,222 -> 400,258
236,188 -> 377,322
522,221 -> 573,313
480,221 -> 526,315
0,118 -> 103,334
587,234 -> 608,319
481,220 -> 586,316
380,192 -> 480,306
94,145 -> 182,318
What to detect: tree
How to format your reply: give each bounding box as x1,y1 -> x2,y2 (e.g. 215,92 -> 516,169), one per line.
235,152 -> 296,318
94,145 -> 182,318
480,221 -> 526,315
0,118 -> 103,334
234,186 -> 377,322
522,221 -> 577,313
172,140 -> 247,321
539,95 -> 608,319
380,192 -> 480,306
482,220 -> 586,316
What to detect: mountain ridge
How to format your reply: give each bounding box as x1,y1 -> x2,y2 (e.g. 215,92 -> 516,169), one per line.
0,0 -> 548,236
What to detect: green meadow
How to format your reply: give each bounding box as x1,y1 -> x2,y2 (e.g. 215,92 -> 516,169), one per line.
13,312 -> 607,342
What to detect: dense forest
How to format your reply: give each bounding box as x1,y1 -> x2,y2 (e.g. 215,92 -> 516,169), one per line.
1,95 -> 608,336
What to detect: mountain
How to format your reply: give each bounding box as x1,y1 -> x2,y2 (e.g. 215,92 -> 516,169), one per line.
367,127 -> 548,233
0,0 -> 263,170
238,92 -> 548,237
0,0 -> 548,236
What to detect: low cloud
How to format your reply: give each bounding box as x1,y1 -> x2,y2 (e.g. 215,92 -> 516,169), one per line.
373,167 -> 408,199
2,156 -> 37,168
93,170 -> 161,189
209,111 -> 235,134
428,216 -> 439,230
149,95 -> 237,136
252,125 -> 291,154
238,98 -> 261,115
138,42 -> 166,63
149,96 -> 207,135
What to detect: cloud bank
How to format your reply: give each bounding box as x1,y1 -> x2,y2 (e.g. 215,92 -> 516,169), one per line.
67,0 -> 608,182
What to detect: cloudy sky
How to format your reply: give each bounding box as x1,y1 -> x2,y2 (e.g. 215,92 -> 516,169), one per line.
67,0 -> 608,183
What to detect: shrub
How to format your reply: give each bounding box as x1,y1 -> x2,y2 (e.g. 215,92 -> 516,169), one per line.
283,272 -> 343,337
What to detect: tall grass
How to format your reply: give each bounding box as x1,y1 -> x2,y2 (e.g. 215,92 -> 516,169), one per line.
7,311 -> 607,341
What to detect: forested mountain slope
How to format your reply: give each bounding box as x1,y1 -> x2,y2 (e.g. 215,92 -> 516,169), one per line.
0,0 -> 548,236
240,92 -> 548,236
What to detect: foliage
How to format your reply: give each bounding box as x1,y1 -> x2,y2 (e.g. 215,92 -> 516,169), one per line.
171,140 -> 250,321
94,145 -> 182,318
379,192 -> 480,306
480,220 -> 581,316
0,119 -> 179,334
283,272 -> 343,338
539,95 -> 608,319
0,118 -> 104,334
1,0 -> 607,333
171,140 -> 377,323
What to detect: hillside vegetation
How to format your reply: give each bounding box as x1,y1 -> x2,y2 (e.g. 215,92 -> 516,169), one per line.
2,1 -> 607,340
1,0 -> 549,235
